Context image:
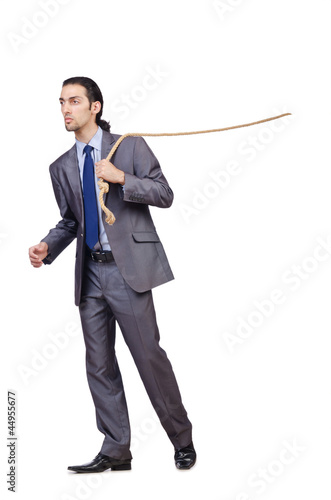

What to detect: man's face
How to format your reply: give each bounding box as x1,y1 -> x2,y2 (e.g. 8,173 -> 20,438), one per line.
59,84 -> 99,132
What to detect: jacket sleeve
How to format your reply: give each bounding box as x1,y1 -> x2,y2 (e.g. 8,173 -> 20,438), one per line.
122,137 -> 174,208
41,168 -> 78,264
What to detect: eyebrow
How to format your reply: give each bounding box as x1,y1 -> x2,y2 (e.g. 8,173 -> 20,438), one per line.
59,96 -> 82,101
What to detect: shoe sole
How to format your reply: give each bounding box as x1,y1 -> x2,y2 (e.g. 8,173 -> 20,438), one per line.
68,462 -> 132,473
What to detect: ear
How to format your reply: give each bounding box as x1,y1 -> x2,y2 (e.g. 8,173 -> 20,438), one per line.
91,101 -> 101,115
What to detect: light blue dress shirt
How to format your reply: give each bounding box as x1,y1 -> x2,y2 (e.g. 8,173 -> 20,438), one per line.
75,127 -> 111,251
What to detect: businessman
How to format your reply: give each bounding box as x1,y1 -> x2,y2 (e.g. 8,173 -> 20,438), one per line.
28,77 -> 196,472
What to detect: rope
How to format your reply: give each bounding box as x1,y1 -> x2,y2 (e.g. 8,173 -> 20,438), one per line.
97,112 -> 291,225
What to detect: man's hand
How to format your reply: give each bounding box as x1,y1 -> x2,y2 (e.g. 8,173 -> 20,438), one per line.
29,242 -> 49,268
95,159 -> 125,185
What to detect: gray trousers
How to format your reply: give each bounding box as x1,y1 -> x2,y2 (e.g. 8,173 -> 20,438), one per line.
78,257 -> 192,460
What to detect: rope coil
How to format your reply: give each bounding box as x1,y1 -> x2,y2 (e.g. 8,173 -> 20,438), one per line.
98,112 -> 291,225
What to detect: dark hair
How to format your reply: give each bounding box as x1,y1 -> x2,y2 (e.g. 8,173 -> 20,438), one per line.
62,76 -> 110,132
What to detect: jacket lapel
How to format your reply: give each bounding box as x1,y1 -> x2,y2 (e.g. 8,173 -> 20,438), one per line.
65,145 -> 84,214
101,130 -> 116,160
101,131 -> 117,208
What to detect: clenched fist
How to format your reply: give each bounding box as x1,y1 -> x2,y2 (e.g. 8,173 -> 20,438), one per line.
95,159 -> 125,185
29,242 -> 49,268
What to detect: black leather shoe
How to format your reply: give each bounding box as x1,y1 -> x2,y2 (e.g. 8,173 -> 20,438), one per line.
174,442 -> 196,470
68,452 -> 131,473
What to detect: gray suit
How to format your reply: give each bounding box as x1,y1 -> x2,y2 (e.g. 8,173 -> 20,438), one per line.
42,131 -> 174,305
41,131 -> 192,459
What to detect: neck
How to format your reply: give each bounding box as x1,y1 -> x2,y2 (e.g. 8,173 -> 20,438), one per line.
74,122 -> 99,144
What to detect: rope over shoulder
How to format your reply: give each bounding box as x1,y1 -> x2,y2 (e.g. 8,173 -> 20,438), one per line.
98,112 -> 291,225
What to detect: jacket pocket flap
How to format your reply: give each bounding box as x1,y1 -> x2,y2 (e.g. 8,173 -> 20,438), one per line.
132,231 -> 160,243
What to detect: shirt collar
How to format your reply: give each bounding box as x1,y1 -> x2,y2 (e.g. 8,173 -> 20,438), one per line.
75,126 -> 103,156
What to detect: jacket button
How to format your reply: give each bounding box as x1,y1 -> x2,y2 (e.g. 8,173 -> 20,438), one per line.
81,234 -> 83,237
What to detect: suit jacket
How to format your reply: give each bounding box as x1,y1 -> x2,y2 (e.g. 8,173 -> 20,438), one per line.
42,130 -> 174,305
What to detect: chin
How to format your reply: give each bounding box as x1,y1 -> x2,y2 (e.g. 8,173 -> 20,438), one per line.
65,123 -> 79,132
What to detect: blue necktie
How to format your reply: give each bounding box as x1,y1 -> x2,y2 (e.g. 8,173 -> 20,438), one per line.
83,145 -> 99,249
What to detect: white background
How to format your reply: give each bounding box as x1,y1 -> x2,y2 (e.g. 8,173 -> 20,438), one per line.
1,0 -> 331,499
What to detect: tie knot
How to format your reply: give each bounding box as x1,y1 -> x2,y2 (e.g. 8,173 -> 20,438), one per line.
84,145 -> 94,155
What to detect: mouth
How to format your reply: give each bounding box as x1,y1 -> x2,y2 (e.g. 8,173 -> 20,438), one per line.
65,117 -> 73,123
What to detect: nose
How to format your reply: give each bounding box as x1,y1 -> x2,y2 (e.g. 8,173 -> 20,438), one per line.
62,102 -> 71,115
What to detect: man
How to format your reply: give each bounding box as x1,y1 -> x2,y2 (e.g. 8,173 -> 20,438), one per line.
29,77 -> 196,472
